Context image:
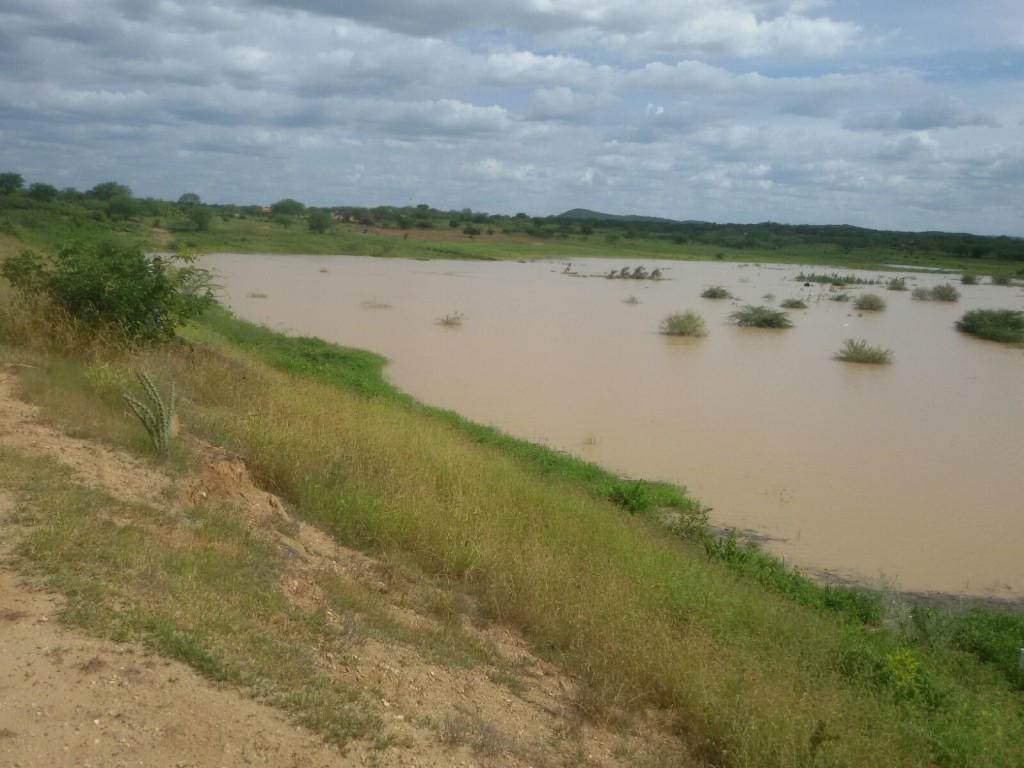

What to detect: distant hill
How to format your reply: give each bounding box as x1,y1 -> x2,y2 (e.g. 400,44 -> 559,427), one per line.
556,208 -> 684,225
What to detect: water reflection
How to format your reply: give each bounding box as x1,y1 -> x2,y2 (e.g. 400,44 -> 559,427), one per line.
205,254 -> 1024,598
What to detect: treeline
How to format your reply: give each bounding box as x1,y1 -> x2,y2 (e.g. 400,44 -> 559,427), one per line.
2,170 -> 1022,262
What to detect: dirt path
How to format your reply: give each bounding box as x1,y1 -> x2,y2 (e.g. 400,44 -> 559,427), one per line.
0,370 -> 690,768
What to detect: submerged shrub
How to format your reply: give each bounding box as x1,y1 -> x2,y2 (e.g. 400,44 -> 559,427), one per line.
729,304 -> 793,328
659,311 -> 707,337
911,286 -> 932,301
887,277 -> 908,291
854,293 -> 886,311
834,339 -> 893,364
701,285 -> 732,299
436,311 -> 464,327
955,309 -> 1024,344
991,275 -> 1011,286
931,283 -> 961,302
780,298 -> 807,309
961,273 -> 979,285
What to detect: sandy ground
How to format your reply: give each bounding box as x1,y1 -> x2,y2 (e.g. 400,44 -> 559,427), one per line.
0,370 -> 690,768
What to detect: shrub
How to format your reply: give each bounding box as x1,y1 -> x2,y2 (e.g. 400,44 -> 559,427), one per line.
911,286 -> 932,301
830,292 -> 852,302
931,283 -> 961,302
834,339 -> 893,364
436,311 -> 464,327
955,309 -> 1024,344
991,275 -> 1011,286
961,273 -> 979,285
622,295 -> 640,305
659,311 -> 707,337
887,277 -> 908,291
780,298 -> 807,309
729,304 -> 793,328
0,242 -> 216,343
854,293 -> 886,311
701,286 -> 732,299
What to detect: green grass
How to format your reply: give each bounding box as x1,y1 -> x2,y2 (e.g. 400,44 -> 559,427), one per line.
834,339 -> 894,364
659,311 -> 708,337
796,271 -> 877,286
701,286 -> 732,299
955,309 -> 1024,344
729,304 -> 794,328
854,293 -> 887,311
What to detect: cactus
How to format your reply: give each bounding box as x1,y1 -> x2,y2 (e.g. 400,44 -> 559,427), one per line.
123,372 -> 177,457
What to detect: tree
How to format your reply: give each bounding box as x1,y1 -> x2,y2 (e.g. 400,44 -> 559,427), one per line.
1,242 -> 216,343
27,183 -> 58,202
178,192 -> 201,206
187,205 -> 213,232
0,172 -> 24,195
270,198 -> 305,217
307,209 -> 333,234
88,181 -> 132,200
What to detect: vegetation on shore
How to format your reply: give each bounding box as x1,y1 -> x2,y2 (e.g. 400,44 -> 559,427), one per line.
2,179 -> 1024,767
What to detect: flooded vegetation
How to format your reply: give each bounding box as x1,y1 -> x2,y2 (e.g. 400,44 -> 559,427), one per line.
206,254 -> 1024,599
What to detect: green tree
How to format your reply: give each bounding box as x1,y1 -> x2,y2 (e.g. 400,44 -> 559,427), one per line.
0,172 -> 24,195
178,192 -> 201,206
89,181 -> 132,200
187,205 -> 213,232
270,198 -> 305,217
307,209 -> 333,234
1,242 -> 217,343
27,183 -> 58,202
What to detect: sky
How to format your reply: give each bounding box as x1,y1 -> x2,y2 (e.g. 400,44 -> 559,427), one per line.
1,1 -> 1022,235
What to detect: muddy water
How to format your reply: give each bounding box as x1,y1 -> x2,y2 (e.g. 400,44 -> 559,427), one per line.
205,254 -> 1024,598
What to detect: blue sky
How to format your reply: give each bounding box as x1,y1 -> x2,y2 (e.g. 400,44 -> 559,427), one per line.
1,0 -> 1022,235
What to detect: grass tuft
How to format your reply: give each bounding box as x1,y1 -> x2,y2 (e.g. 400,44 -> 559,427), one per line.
853,293 -> 886,311
834,339 -> 894,364
779,298 -> 807,309
701,286 -> 732,299
955,309 -> 1024,344
659,311 -> 707,337
729,304 -> 793,328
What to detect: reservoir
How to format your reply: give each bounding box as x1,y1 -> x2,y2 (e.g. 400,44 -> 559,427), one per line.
204,253 -> 1024,599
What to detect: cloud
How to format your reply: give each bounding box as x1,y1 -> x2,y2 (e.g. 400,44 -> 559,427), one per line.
844,96 -> 1000,132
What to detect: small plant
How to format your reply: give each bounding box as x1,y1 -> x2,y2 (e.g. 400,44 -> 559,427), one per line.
122,372 -> 177,457
961,273 -> 979,285
834,339 -> 893,364
830,292 -> 852,302
931,283 -> 961,302
991,275 -> 1011,286
887,277 -> 908,291
854,293 -> 886,311
701,286 -> 732,299
911,286 -> 933,301
659,311 -> 707,337
622,295 -> 640,305
780,298 -> 807,309
955,309 -> 1024,344
729,305 -> 793,328
437,311 -> 464,327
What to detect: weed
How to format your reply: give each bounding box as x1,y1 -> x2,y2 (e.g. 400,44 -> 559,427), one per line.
955,309 -> 1024,344
436,311 -> 464,327
701,286 -> 732,299
122,371 -> 177,457
911,286 -> 933,301
887,277 -> 908,291
729,304 -> 793,328
834,339 -> 894,364
780,298 -> 807,309
931,283 -> 961,302
854,293 -> 886,311
659,311 -> 707,337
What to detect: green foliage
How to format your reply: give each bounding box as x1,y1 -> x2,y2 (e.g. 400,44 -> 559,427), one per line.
0,171 -> 25,195
930,284 -> 961,302
307,209 -> 333,234
911,286 -> 933,300
854,293 -> 887,311
270,198 -> 305,217
729,304 -> 794,328
186,205 -> 213,232
991,275 -> 1011,286
796,271 -> 876,286
961,273 -> 979,285
659,310 -> 707,337
0,242 -> 217,343
701,285 -> 732,299
955,309 -> 1024,344
834,339 -> 894,364
122,371 -> 177,457
887,277 -> 908,291
779,298 -> 807,309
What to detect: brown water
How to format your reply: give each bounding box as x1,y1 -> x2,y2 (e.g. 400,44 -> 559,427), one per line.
205,253 -> 1024,598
